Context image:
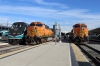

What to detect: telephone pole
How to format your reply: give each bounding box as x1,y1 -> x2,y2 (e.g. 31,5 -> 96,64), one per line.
7,20 -> 8,27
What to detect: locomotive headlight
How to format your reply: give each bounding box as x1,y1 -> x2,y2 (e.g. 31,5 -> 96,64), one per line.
17,33 -> 21,35
13,33 -> 16,35
9,33 -> 12,35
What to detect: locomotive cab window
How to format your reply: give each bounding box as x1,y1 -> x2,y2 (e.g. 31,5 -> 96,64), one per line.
82,25 -> 87,28
6,28 -> 8,30
0,32 -> 2,36
73,25 -> 80,28
11,24 -> 23,29
36,24 -> 43,27
2,27 -> 5,30
30,23 -> 35,26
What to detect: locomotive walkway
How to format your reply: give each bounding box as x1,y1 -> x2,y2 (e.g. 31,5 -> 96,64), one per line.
0,40 -> 91,66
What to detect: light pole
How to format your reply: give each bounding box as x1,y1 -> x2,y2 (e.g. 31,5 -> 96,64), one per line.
55,22 -> 57,45
59,24 -> 61,43
7,20 -> 8,27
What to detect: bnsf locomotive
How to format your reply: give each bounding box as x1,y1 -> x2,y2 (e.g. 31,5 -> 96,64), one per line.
25,22 -> 54,44
70,23 -> 89,44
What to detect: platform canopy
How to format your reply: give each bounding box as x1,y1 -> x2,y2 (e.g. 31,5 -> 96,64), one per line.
89,27 -> 100,35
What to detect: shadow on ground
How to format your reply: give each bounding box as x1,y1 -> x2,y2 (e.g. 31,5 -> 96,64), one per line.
88,41 -> 100,44
0,40 -> 8,43
61,38 -> 71,43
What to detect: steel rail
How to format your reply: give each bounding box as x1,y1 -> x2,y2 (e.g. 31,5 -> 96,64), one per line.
77,45 -> 100,66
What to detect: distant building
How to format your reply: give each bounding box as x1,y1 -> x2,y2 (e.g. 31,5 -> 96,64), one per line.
53,23 -> 61,37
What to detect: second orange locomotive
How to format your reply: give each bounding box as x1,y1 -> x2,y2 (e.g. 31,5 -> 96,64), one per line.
70,23 -> 89,43
25,22 -> 54,44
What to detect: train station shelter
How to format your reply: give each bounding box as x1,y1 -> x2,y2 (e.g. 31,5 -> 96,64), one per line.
89,27 -> 100,35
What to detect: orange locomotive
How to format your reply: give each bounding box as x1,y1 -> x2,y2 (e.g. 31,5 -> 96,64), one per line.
71,23 -> 89,43
25,22 -> 54,44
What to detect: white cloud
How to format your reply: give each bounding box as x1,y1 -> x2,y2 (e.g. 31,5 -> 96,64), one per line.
57,9 -> 100,20
0,5 -> 100,20
61,26 -> 72,33
16,0 -> 68,9
0,18 -> 9,26
0,18 -> 8,23
0,5 -> 100,32
80,20 -> 100,30
35,0 -> 68,8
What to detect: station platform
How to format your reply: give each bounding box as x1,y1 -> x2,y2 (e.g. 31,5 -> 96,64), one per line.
0,42 -> 79,66
0,41 -> 92,66
0,41 -> 8,45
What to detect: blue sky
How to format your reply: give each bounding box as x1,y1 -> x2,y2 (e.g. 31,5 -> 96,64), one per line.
0,0 -> 100,32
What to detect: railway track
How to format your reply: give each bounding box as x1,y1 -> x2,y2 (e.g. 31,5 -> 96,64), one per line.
89,39 -> 100,42
77,44 -> 100,66
0,44 -> 11,48
0,41 -> 52,59
0,45 -> 31,55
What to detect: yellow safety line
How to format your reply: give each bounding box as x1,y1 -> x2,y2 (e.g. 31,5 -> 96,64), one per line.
71,43 -> 89,62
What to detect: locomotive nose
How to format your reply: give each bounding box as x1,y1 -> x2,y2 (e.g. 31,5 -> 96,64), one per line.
32,26 -> 37,30
35,27 -> 37,29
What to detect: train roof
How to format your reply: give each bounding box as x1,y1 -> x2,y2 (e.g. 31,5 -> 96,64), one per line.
13,22 -> 28,24
30,22 -> 44,24
0,25 -> 10,28
73,23 -> 87,27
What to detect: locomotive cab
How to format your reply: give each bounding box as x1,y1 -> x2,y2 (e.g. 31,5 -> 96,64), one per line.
72,23 -> 89,44
8,22 -> 28,44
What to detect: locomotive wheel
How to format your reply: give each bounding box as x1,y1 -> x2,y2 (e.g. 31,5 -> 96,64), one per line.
38,38 -> 42,44
26,41 -> 30,45
8,40 -> 12,44
12,41 -> 19,45
25,40 -> 31,45
41,38 -> 46,43
45,38 -> 48,42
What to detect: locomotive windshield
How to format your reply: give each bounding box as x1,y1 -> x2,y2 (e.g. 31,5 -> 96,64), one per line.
74,24 -> 80,28
36,24 -> 43,27
30,23 -> 35,26
11,24 -> 23,29
82,25 -> 87,28
30,23 -> 43,27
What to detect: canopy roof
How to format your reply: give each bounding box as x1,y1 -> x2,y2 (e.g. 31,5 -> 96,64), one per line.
89,27 -> 100,35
